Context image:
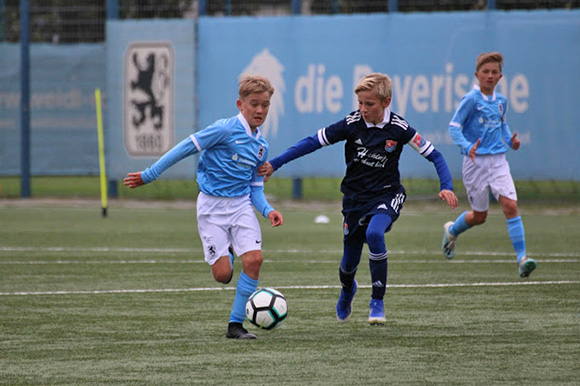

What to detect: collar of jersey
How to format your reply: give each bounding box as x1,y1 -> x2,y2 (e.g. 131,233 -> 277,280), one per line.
236,113 -> 262,141
363,107 -> 391,129
473,84 -> 497,102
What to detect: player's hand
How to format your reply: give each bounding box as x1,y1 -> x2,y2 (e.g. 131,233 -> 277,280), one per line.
123,172 -> 145,189
469,139 -> 481,163
258,162 -> 274,182
268,210 -> 284,227
511,133 -> 521,151
439,189 -> 458,209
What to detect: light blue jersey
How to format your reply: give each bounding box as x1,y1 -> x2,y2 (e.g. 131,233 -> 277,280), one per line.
449,85 -> 513,156
141,113 -> 273,216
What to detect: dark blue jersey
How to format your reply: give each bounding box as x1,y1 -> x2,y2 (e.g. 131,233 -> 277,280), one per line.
269,108 -> 452,203
321,110 -> 416,201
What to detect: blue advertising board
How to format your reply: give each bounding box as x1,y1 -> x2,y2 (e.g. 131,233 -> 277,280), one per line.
197,10 -> 580,180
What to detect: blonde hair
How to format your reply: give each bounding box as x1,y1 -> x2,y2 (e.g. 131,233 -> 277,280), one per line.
354,73 -> 392,101
238,75 -> 274,99
476,52 -> 503,72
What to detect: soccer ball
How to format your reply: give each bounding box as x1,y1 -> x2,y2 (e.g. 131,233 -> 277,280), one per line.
246,288 -> 288,330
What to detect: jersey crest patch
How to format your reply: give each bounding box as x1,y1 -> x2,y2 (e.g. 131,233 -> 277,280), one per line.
498,102 -> 504,115
384,140 -> 398,153
257,146 -> 265,160
413,134 -> 424,148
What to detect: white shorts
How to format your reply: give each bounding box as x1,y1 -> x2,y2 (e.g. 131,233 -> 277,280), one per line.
462,153 -> 517,212
196,192 -> 263,266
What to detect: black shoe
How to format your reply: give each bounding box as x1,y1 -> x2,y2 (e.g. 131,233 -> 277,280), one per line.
226,322 -> 256,339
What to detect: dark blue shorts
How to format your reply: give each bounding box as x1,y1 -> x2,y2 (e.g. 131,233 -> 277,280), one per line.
341,186 -> 407,244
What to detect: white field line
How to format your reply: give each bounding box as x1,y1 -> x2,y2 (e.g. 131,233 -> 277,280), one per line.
1,281 -> 578,297
0,258 -> 578,265
1,246 -> 579,258
0,245 -> 579,265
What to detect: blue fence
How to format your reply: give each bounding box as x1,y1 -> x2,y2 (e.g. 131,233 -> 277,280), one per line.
1,10 -> 579,180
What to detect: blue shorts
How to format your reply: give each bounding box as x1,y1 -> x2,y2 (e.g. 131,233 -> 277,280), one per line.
341,186 -> 407,245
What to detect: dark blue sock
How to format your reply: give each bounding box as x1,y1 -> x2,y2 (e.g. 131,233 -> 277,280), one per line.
369,255 -> 388,300
339,242 -> 362,292
366,214 -> 391,300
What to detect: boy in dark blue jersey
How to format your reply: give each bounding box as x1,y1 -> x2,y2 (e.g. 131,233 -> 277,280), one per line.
259,73 -> 458,324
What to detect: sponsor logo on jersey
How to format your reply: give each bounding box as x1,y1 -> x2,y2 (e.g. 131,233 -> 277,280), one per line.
384,140 -> 398,152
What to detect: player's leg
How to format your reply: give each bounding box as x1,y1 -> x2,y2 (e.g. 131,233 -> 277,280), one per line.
442,155 -> 489,259
226,205 -> 264,339
365,213 -> 392,325
210,255 -> 235,284
337,241 -> 362,322
197,192 -> 234,284
492,155 -> 535,277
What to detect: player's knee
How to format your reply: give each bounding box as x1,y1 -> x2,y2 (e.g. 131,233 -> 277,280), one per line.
213,268 -> 233,284
365,229 -> 385,252
241,251 -> 263,275
502,204 -> 519,218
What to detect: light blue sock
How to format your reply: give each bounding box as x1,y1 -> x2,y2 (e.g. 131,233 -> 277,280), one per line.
507,216 -> 526,263
229,271 -> 258,323
450,211 -> 471,237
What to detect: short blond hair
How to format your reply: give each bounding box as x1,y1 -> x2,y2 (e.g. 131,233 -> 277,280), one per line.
476,52 -> 503,72
238,75 -> 274,99
354,73 -> 392,101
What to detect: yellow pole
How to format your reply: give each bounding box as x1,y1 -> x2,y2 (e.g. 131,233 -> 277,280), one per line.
95,88 -> 108,217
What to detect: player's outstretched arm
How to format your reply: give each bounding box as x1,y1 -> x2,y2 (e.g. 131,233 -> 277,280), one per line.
124,172 -> 145,189
268,210 -> 284,227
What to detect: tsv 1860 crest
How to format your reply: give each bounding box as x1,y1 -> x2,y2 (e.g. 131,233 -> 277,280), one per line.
124,42 -> 173,156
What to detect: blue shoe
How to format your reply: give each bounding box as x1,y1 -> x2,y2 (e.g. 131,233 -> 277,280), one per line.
518,256 -> 537,278
442,221 -> 457,260
368,299 -> 386,325
336,280 -> 357,322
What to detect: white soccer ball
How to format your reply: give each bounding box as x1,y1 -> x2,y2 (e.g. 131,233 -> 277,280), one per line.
246,288 -> 288,330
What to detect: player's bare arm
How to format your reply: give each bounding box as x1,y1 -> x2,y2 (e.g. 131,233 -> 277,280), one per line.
268,210 -> 284,227
511,133 -> 520,150
258,161 -> 274,182
123,172 -> 145,189
469,138 -> 481,163
439,189 -> 458,209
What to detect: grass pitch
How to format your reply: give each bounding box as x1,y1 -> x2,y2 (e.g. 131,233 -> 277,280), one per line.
0,199 -> 578,385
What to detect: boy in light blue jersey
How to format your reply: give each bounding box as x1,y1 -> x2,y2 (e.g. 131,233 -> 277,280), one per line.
442,52 -> 536,278
124,75 -> 284,339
